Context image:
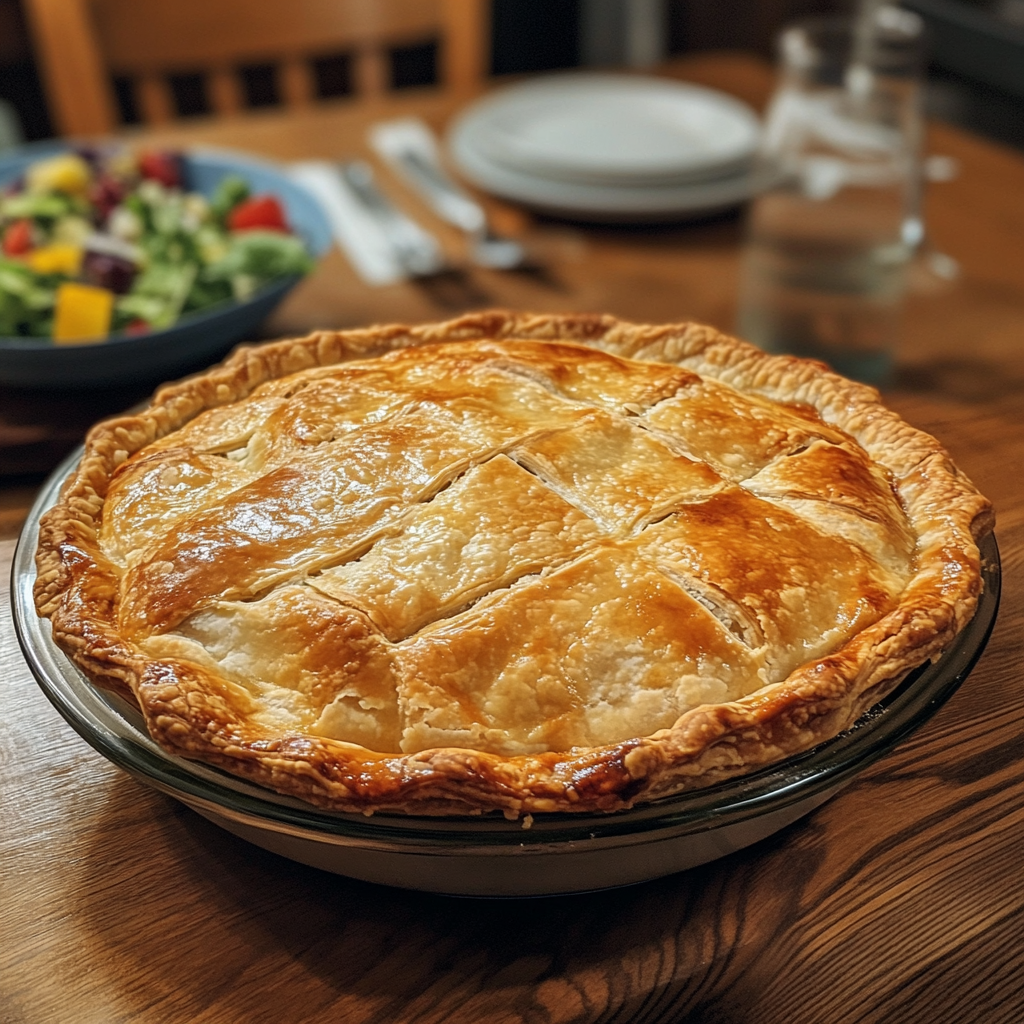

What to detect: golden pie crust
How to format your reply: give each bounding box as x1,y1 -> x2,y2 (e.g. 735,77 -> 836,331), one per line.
34,312 -> 994,816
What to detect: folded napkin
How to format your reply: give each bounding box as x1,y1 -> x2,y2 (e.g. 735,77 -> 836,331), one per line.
289,161 -> 405,285
370,117 -> 441,171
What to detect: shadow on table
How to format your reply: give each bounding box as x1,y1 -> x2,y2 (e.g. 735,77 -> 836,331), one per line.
894,358 -> 1024,404
0,381 -> 157,477
71,776 -> 828,1023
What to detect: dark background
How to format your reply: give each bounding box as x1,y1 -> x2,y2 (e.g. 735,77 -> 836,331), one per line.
1,0 -> 1022,150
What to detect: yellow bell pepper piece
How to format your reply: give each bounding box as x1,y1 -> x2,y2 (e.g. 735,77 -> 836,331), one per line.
52,282 -> 114,344
27,243 -> 83,276
26,153 -> 92,196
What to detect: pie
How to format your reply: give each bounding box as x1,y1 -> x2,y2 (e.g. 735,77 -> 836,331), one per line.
34,312 -> 993,816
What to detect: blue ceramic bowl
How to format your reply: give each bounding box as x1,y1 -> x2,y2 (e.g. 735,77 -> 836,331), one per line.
0,143 -> 332,389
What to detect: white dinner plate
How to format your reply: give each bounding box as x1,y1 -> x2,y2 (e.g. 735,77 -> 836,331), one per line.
449,124 -> 771,222
447,74 -> 771,221
457,74 -> 761,187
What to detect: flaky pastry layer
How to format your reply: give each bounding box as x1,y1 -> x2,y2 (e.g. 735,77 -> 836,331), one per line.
34,312 -> 994,816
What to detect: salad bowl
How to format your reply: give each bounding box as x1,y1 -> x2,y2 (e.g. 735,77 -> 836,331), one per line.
0,143 -> 332,388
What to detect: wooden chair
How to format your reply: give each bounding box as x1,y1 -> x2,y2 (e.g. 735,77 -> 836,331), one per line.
23,0 -> 488,137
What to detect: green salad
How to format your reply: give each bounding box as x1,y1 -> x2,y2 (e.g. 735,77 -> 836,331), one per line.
0,149 -> 314,343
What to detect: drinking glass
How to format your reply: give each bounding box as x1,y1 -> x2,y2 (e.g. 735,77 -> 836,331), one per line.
736,6 -> 926,384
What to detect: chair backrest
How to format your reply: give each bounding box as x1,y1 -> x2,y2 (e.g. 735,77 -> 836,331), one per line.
24,0 -> 488,136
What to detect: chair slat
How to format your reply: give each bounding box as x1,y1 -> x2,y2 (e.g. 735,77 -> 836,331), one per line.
280,57 -> 315,109
137,73 -> 176,125
208,67 -> 244,117
443,0 -> 489,92
355,46 -> 388,98
94,0 -> 443,73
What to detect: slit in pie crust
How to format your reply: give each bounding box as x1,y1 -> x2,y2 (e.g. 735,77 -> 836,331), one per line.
34,312 -> 994,816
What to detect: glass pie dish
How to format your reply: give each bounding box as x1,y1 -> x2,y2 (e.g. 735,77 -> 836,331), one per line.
12,448 -> 1001,897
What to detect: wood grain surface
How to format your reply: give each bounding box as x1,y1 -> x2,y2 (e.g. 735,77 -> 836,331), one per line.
2,53 -> 1023,1024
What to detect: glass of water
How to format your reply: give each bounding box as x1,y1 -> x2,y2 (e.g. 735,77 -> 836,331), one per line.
736,6 -> 926,385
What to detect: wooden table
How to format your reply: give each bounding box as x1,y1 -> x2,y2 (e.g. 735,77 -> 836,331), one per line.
2,54 -> 1023,1023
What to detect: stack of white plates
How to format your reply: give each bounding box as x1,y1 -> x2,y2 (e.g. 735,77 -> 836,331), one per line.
448,74 -> 767,222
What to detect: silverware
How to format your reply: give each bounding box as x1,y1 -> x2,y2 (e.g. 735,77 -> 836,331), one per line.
338,160 -> 447,278
396,149 -> 527,271
370,119 -> 529,271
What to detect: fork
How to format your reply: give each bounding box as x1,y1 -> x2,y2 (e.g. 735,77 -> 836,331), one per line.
370,118 -> 529,271
338,160 -> 447,278
393,149 -> 527,270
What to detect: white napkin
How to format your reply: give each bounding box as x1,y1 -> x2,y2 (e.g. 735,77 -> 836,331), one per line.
289,160 -> 405,285
369,117 -> 440,167
370,117 -> 488,236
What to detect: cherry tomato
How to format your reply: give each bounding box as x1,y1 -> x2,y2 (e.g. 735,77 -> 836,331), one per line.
124,318 -> 151,336
2,219 -> 33,256
227,195 -> 289,233
137,150 -> 183,188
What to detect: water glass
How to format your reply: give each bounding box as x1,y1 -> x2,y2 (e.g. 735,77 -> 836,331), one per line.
736,6 -> 926,384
